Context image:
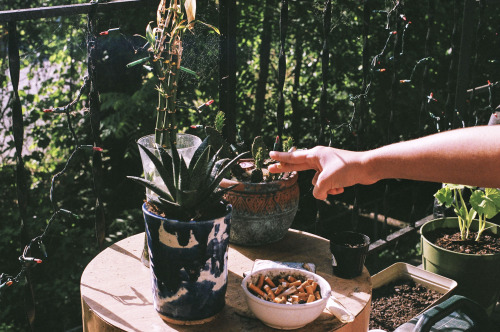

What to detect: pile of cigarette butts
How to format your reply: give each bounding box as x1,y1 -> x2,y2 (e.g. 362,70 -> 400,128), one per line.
247,273 -> 322,304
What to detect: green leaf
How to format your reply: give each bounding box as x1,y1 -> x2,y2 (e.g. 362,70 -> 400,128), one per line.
189,146 -> 211,189
470,189 -> 500,219
170,138 -> 181,189
178,155 -> 190,191
434,187 -> 453,207
127,176 -> 174,202
195,20 -> 220,35
146,22 -> 155,47
126,57 -> 149,68
180,66 -> 199,79
138,144 -> 176,198
204,151 -> 250,196
486,188 -> 500,209
189,136 -> 210,170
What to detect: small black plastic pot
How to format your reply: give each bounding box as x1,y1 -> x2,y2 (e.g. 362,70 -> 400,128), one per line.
329,231 -> 370,279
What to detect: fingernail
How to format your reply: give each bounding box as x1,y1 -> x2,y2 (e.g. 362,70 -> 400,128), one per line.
276,163 -> 283,169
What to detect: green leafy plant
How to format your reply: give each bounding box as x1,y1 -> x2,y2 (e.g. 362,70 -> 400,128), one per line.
127,0 -> 219,148
127,137 -> 248,221
434,184 -> 500,241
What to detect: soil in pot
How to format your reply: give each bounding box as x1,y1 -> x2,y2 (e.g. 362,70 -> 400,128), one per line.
424,228 -> 500,254
369,279 -> 442,331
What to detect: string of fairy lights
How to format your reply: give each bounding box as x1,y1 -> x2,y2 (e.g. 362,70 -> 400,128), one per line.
0,76 -> 103,296
330,1 -> 498,140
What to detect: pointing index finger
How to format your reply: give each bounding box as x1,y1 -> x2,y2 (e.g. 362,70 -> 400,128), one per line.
269,149 -> 309,164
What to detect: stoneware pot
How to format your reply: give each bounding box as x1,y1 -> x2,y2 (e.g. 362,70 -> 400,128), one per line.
142,203 -> 232,324
421,217 -> 500,315
219,172 -> 299,246
138,133 -> 202,266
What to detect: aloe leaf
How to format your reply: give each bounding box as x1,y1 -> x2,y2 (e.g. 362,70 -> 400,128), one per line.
204,147 -> 223,185
204,151 -> 250,196
189,136 -> 210,170
189,146 -> 211,189
170,138 -> 181,189
211,158 -> 229,180
179,155 -> 190,191
138,144 -> 176,198
127,176 -> 174,202
176,189 -> 199,209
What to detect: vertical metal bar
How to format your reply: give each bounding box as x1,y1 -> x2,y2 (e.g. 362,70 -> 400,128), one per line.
218,0 -> 236,144
291,15 -> 303,143
445,0 -> 460,128
8,20 -> 36,331
276,0 -> 288,151
87,6 -> 106,250
253,0 -> 273,138
455,0 -> 477,126
469,0 -> 485,121
357,0 -> 370,235
318,0 -> 331,146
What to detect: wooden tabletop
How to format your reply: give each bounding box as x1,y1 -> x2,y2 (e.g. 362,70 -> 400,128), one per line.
81,230 -> 372,332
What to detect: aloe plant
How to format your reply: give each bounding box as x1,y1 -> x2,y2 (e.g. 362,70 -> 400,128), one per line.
434,184 -> 500,241
128,137 -> 248,221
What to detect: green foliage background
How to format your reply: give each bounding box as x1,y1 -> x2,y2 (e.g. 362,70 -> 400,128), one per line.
0,0 -> 499,330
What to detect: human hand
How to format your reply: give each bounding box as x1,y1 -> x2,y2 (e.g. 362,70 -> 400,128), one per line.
269,146 -> 373,200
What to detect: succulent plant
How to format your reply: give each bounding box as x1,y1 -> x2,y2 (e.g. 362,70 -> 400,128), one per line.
128,137 -> 249,221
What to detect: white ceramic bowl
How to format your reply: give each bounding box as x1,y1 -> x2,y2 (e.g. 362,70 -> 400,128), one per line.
241,267 -> 332,330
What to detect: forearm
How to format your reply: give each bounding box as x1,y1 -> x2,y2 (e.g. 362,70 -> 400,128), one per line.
364,126 -> 500,188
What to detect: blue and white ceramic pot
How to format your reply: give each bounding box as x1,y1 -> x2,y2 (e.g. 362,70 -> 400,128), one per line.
142,203 -> 232,324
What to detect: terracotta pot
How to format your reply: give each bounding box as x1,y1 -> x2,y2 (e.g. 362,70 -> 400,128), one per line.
220,172 -> 299,246
142,203 -> 232,324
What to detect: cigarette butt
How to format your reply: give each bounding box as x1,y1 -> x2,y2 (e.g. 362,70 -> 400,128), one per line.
314,290 -> 321,300
305,285 -> 314,295
307,294 -> 316,303
263,285 -> 275,300
280,285 -> 297,297
289,280 -> 302,287
311,282 -> 318,293
273,297 -> 282,304
256,274 -> 265,289
248,283 -> 267,298
274,285 -> 284,296
291,295 -> 299,304
264,276 -> 276,288
287,276 -> 297,283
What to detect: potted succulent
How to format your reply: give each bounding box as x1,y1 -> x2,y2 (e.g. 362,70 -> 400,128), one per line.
421,184 -> 500,314
128,0 -> 219,263
128,137 -> 248,324
218,135 -> 300,246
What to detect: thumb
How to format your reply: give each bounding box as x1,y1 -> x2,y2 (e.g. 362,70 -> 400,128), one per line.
312,172 -> 329,201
